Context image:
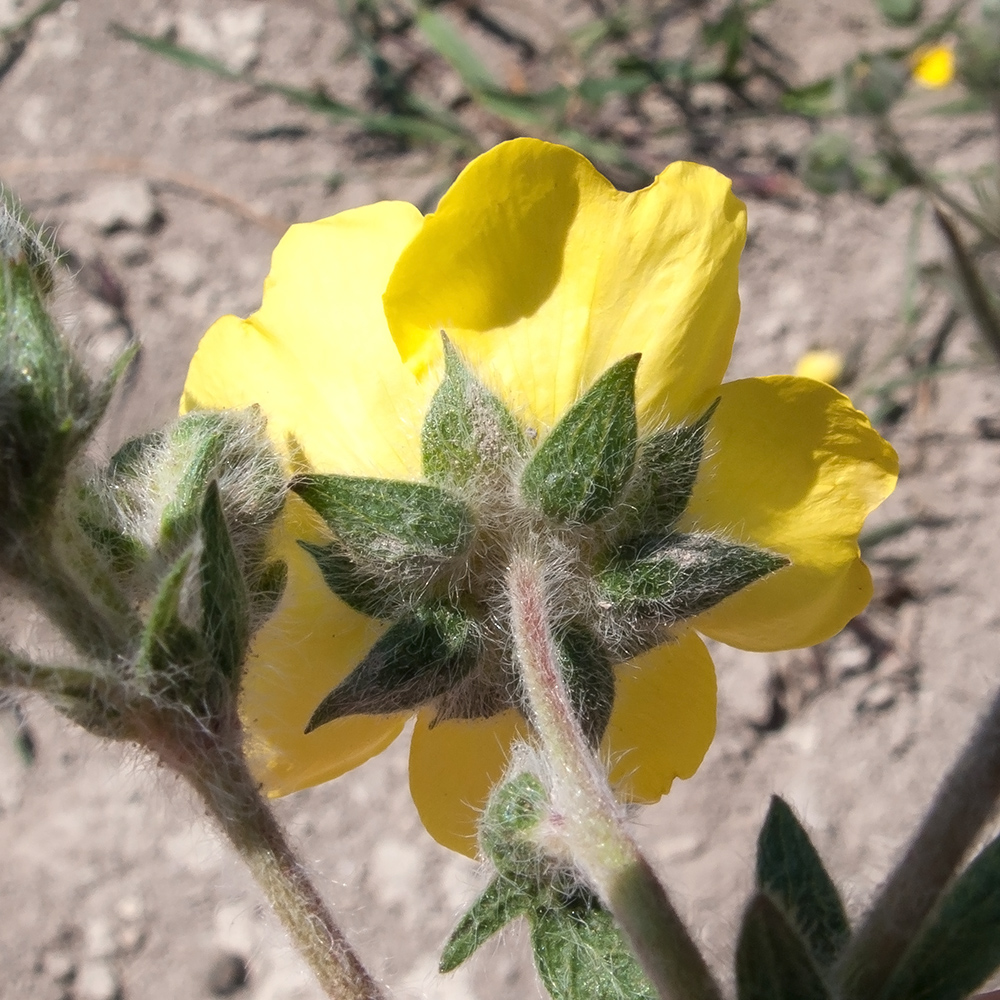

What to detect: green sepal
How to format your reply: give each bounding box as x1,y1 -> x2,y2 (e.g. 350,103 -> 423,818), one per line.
160,412 -> 228,548
293,474 -> 475,569
306,601 -> 481,731
251,559 -> 287,624
756,796 -> 850,968
529,886 -> 657,1000
439,874 -> 534,972
422,335 -> 526,488
878,831 -> 1000,1000
735,894 -> 832,1000
520,355 -> 640,524
136,549 -> 203,678
298,541 -> 407,620
199,480 -> 249,682
622,399 -> 718,536
556,624 -> 614,747
598,533 -> 788,623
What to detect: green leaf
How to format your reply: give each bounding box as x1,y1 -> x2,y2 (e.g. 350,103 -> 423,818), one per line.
520,355 -> 640,524
421,336 -> 527,488
624,399 -> 718,535
479,772 -> 549,871
598,533 -> 788,622
802,132 -> 856,196
298,541 -> 407,619
878,832 -> 1000,1000
306,601 -> 481,730
415,5 -> 497,92
735,894 -> 832,1000
781,78 -> 838,117
199,480 -> 249,681
440,875 -> 533,972
294,474 -> 474,561
878,0 -> 922,26
530,887 -> 657,1000
556,624 -> 614,747
756,797 -> 850,967
136,550 -> 202,676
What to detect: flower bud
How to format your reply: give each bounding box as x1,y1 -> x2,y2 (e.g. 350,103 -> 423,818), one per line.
0,205 -> 98,555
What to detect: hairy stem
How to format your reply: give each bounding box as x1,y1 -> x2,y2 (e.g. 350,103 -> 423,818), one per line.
507,551 -> 721,1000
838,683 -> 1000,999
151,710 -> 386,1000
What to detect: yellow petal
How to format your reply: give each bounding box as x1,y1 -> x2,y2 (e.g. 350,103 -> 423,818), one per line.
681,376 -> 898,651
911,44 -> 955,89
794,348 -> 844,386
242,497 -> 406,795
183,202 -> 430,478
384,138 -> 745,435
604,630 -> 717,804
409,708 -> 528,857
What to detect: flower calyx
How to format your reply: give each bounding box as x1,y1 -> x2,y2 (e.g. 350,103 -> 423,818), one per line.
298,340 -> 787,744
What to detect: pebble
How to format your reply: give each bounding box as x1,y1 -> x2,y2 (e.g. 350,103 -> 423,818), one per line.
73,960 -> 121,1000
827,635 -> 873,680
41,950 -> 76,985
83,919 -> 116,961
157,248 -> 203,293
177,5 -> 265,74
858,679 -> 898,714
206,952 -> 249,996
76,180 -> 161,234
112,234 -> 150,268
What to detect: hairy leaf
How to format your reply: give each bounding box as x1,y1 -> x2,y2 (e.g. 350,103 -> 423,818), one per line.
736,894 -> 832,1000
879,832 -> 1000,1000
440,875 -> 533,972
757,796 -> 850,967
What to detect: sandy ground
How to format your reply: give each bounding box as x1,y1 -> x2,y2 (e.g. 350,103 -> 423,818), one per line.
2,1 -> 1000,998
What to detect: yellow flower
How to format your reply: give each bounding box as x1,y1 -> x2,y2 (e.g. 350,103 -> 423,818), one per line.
911,43 -> 956,89
794,349 -> 845,386
182,139 -> 897,856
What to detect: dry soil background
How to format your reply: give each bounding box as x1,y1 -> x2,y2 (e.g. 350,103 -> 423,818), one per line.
2,1 -> 1000,999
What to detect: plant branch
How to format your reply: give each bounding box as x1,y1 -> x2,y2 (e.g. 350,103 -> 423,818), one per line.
837,683 -> 1000,1000
506,550 -> 722,1000
150,708 -> 387,1000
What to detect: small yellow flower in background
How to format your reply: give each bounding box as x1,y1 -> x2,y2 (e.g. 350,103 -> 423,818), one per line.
183,139 -> 897,856
794,349 -> 845,386
911,43 -> 956,89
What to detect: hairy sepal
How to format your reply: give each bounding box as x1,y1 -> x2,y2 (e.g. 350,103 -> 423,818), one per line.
422,335 -> 527,488
293,474 -> 475,577
306,601 -> 482,731
520,354 -> 640,524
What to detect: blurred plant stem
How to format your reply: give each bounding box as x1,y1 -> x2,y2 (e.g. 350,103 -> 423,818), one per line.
837,682 -> 1000,999
507,551 -> 722,1000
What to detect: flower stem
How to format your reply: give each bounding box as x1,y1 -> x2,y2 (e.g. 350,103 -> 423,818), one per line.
506,552 -> 721,1000
837,683 -> 1000,1000
148,709 -> 386,1000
